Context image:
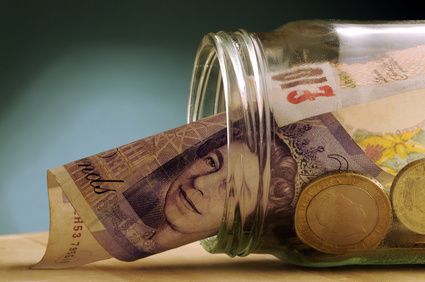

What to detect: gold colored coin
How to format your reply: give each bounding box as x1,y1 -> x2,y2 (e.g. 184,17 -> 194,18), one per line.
391,158 -> 425,235
295,171 -> 392,254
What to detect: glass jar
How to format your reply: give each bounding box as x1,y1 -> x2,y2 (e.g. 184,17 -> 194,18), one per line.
188,20 -> 425,266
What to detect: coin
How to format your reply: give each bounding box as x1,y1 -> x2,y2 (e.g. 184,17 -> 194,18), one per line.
295,171 -> 392,254
391,158 -> 425,235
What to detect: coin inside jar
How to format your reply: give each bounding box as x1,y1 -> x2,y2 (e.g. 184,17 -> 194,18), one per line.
391,158 -> 425,235
295,171 -> 392,254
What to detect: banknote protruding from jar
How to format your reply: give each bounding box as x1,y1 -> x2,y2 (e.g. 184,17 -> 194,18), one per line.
295,171 -> 392,254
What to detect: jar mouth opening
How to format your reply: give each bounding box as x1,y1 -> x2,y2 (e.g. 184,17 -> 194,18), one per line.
188,40 -> 226,122
188,30 -> 272,257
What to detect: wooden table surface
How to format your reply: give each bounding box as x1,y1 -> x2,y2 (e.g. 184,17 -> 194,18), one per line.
2,232 -> 425,281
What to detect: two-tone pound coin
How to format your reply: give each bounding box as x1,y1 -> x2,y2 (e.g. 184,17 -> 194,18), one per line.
391,158 -> 425,235
295,171 -> 392,254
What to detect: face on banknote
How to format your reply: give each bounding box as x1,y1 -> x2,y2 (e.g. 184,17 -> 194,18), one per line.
163,139 -> 263,237
163,142 -> 228,235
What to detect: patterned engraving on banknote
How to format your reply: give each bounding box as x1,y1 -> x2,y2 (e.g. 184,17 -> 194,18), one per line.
153,121 -> 213,159
372,56 -> 408,83
338,71 -> 356,88
276,113 -> 385,205
354,127 -> 425,175
336,45 -> 425,88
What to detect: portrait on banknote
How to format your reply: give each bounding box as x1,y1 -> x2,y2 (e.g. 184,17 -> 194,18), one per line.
123,128 -> 229,252
122,124 -> 299,253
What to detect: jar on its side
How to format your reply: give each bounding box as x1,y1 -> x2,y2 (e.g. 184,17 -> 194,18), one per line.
188,20 -> 425,266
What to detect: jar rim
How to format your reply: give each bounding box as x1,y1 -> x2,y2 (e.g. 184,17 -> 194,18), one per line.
188,29 -> 272,257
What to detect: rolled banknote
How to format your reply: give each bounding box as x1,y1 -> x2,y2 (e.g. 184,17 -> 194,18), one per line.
34,44 -> 425,269
33,113 -> 229,269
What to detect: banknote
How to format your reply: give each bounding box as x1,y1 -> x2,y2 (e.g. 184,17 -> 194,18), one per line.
334,89 -> 425,176
31,175 -> 112,269
34,113 -> 228,268
35,43 -> 425,268
269,44 -> 425,127
34,109 -> 396,268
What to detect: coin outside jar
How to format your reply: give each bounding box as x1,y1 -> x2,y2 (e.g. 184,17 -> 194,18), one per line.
391,158 -> 425,235
295,171 -> 392,254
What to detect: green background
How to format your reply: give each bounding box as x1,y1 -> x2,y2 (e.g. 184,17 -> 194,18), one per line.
0,0 -> 421,234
